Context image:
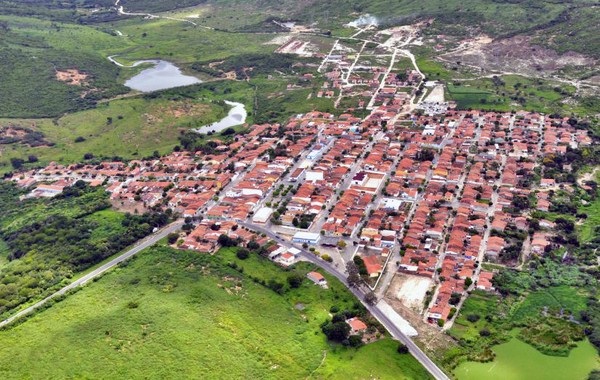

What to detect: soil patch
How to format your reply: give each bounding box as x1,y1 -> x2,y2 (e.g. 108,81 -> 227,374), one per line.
55,69 -> 89,86
440,35 -> 596,77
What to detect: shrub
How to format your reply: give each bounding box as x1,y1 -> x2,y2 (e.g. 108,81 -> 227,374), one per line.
236,248 -> 250,260
348,335 -> 363,347
467,314 -> 481,323
167,233 -> 179,245
397,343 -> 409,354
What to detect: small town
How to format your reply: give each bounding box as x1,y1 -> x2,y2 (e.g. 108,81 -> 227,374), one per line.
9,100 -> 593,332
1,2 -> 599,379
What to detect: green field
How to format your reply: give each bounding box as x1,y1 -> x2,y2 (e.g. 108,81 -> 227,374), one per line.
0,15 -> 132,118
446,265 -> 596,367
511,286 -> 588,324
578,196 -> 600,243
445,75 -> 580,114
0,94 -> 227,172
0,246 -> 432,379
454,330 -> 599,380
0,182 -> 169,319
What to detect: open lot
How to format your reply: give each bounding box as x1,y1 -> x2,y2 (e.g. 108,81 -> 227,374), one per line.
390,274 -> 432,313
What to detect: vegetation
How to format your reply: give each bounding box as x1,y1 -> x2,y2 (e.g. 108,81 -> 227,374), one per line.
0,95 -> 228,173
445,75 -> 584,115
0,15 -> 129,118
445,254 -> 598,371
0,182 -> 169,318
453,330 -> 599,380
0,245 -> 432,379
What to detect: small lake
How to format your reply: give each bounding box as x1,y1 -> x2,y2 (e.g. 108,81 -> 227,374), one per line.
194,101 -> 248,134
122,60 -> 201,92
454,333 -> 599,380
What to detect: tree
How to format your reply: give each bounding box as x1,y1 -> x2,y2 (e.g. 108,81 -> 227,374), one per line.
321,321 -> 351,342
464,277 -> 473,289
167,233 -> 179,244
346,261 -> 361,287
287,273 -> 303,288
449,292 -> 462,306
218,234 -> 238,247
364,291 -> 377,305
348,335 -> 363,347
397,343 -> 409,354
236,248 -> 250,260
10,158 -> 24,170
267,278 -> 284,294
83,153 -> 94,160
353,256 -> 368,276
27,155 -> 38,163
247,240 -> 260,250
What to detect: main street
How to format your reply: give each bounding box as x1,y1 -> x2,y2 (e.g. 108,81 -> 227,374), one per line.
0,219 -> 184,329
238,221 -> 450,380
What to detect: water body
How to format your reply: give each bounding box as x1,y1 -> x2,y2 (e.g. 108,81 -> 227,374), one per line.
194,101 -> 247,134
454,332 -> 599,380
120,60 -> 201,92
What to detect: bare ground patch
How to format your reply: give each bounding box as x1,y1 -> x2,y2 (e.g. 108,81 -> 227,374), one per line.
383,286 -> 455,355
55,69 -> 89,86
440,35 -> 596,77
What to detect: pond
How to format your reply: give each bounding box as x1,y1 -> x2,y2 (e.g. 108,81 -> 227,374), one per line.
454,332 -> 599,380
109,57 -> 201,92
194,100 -> 247,134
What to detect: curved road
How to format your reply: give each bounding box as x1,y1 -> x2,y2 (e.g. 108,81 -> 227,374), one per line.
239,221 -> 450,380
0,220 -> 184,329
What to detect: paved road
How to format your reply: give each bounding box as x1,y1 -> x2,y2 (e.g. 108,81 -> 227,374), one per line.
239,221 -> 450,380
0,219 -> 184,329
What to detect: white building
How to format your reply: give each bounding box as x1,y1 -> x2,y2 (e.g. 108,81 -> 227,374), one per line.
292,231 -> 320,245
252,207 -> 273,224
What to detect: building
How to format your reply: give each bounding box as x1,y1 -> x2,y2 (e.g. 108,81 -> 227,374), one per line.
307,271 -> 327,286
346,317 -> 368,335
362,255 -> 383,278
289,168 -> 305,182
292,231 -> 320,245
252,207 -> 273,224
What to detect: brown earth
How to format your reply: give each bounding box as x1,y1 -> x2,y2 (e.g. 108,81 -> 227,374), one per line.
55,69 -> 89,86
383,281 -> 455,355
440,35 -> 596,77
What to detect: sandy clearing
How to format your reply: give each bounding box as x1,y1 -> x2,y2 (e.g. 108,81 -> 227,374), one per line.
395,274 -> 433,312
423,85 -> 445,103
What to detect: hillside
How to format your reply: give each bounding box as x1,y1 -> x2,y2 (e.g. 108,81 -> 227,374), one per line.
0,245 -> 432,380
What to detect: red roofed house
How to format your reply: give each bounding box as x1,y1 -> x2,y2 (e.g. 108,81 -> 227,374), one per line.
346,317 -> 368,335
362,255 -> 383,278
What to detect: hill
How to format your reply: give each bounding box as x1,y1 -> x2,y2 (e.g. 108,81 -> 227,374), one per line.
0,245 -> 432,380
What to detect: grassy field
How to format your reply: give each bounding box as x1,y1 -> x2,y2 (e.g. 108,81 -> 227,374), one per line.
0,246 -> 432,379
0,15 -> 132,118
445,75 -> 579,114
453,330 -> 599,380
578,196 -> 600,243
511,286 -> 588,324
0,94 -> 227,172
0,182 -> 170,319
110,16 -> 274,64
449,290 -> 504,343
